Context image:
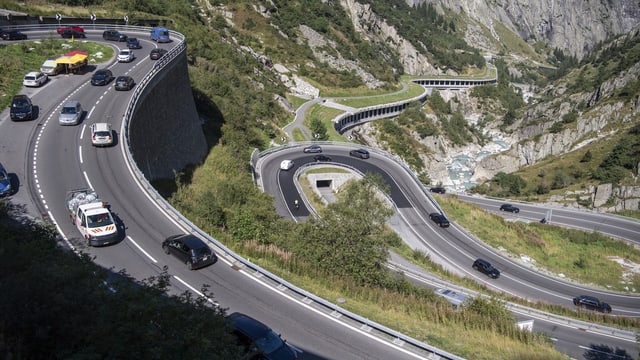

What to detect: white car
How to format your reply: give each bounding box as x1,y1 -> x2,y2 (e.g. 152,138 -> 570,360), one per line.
117,49 -> 135,62
90,123 -> 113,147
280,160 -> 294,171
23,71 -> 48,87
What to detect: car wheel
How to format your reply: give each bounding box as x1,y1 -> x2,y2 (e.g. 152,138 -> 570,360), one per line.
187,261 -> 193,270
163,245 -> 170,255
472,264 -> 478,270
514,209 -> 519,213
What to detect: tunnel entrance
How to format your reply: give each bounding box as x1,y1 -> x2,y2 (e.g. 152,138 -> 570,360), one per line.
316,179 -> 332,188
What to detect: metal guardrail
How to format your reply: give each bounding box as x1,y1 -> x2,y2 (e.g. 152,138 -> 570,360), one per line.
251,142 -> 638,354
103,28 -> 465,360
387,261 -> 637,342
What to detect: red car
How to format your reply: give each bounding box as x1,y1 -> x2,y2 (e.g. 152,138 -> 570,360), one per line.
56,26 -> 84,35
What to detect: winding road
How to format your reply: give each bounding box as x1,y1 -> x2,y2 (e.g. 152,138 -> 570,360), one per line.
3,24 -> 638,360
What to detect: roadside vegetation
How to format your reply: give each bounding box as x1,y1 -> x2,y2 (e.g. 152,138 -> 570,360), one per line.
2,1 -> 638,359
437,196 -> 640,292
333,82 -> 426,108
0,38 -> 113,109
0,202 -> 239,359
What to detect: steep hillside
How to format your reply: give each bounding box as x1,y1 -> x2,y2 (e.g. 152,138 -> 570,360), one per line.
407,0 -> 640,59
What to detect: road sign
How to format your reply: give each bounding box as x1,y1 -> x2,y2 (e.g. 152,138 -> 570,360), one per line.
55,13 -> 62,21
124,15 -> 129,23
90,13 -> 96,21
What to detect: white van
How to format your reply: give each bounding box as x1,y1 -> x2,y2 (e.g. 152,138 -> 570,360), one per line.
40,59 -> 64,76
280,160 -> 294,171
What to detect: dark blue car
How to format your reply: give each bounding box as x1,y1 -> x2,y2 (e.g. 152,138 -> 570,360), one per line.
0,163 -> 12,196
227,312 -> 297,360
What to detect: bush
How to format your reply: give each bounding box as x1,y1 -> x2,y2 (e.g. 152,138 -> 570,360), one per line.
580,150 -> 593,163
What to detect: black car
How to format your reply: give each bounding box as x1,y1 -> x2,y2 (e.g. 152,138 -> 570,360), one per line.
226,312 -> 298,360
349,148 -> 370,159
162,234 -> 217,270
126,37 -> 142,49
303,145 -> 322,153
91,69 -> 114,86
313,155 -> 332,162
114,76 -> 135,91
429,213 -> 450,228
472,258 -> 500,279
573,295 -> 612,313
60,29 -> 86,38
430,187 -> 446,194
102,30 -> 127,42
2,30 -> 27,40
499,204 -> 520,213
10,94 -> 33,121
149,48 -> 168,60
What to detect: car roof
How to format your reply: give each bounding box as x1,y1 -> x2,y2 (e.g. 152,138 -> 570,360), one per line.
117,75 -> 132,80
92,122 -> 111,132
174,234 -> 208,249
576,295 -> 600,302
227,312 -> 270,340
25,71 -> 41,77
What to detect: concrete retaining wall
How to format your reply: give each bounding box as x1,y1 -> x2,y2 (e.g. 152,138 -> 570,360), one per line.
129,53 -> 207,180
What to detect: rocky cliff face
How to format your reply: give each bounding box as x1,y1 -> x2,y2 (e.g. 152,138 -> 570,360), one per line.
340,0 -> 439,75
405,0 -> 640,59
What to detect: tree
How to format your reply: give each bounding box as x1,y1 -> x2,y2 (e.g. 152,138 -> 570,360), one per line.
0,203 -> 240,359
293,175 -> 394,286
580,150 -> 593,163
309,116 -> 329,140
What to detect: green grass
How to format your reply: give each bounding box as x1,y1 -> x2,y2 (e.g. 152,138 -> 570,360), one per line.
232,237 -> 567,360
304,104 -> 347,142
334,82 -> 426,108
438,196 -> 640,292
0,39 -> 113,109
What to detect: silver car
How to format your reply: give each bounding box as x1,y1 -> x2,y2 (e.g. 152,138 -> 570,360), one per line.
58,101 -> 83,125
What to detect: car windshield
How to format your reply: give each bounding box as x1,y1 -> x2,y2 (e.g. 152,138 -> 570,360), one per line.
62,106 -> 77,114
87,213 -> 113,227
0,171 -> 7,181
253,330 -> 285,354
25,76 -> 35,81
13,100 -> 28,108
94,131 -> 110,137
95,73 -> 107,79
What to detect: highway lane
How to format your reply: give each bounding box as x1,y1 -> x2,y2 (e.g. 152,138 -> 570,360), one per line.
5,28 -> 436,360
263,145 -> 640,313
258,144 -> 640,358
457,194 -> 640,245
394,257 -> 638,359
